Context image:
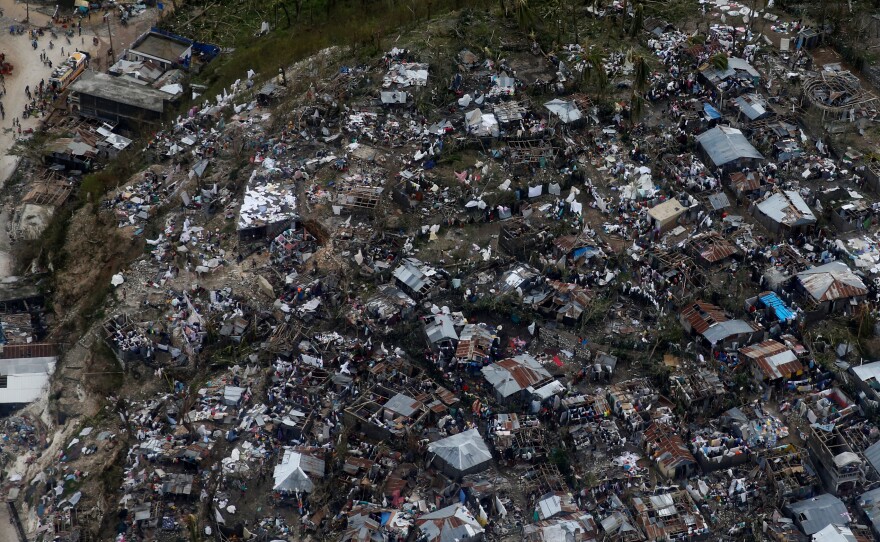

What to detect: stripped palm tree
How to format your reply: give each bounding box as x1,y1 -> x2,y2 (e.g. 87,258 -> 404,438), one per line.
633,53 -> 648,94
586,49 -> 608,97
629,3 -> 643,37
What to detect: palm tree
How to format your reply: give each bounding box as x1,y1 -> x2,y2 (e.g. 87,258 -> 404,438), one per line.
629,3 -> 643,37
185,514 -> 201,542
710,52 -> 729,71
630,92 -> 644,123
633,54 -> 648,94
585,49 -> 608,96
512,0 -> 533,29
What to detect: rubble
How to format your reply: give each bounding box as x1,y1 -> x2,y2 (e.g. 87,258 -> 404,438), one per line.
13,3 -> 880,542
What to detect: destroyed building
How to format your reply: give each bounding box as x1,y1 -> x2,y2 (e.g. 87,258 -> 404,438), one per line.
751,189 -> 817,238
481,354 -> 555,406
793,261 -> 868,318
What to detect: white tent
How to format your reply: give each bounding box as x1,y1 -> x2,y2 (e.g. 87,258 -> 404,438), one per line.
544,99 -> 582,124
272,449 -> 324,493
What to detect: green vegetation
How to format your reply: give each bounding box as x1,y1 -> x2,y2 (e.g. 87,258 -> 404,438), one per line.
164,0 -> 488,99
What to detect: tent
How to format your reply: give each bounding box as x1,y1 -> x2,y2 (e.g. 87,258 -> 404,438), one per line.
272,449 -> 324,493
427,428 -> 492,476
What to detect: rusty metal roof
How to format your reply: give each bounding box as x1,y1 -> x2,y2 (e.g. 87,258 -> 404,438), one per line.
739,339 -> 789,360
455,324 -> 494,360
482,354 -> 552,398
0,343 -> 59,359
434,385 -> 458,406
740,340 -> 803,380
688,231 -> 738,263
680,301 -> 728,334
643,423 -> 696,472
796,261 -> 868,302
729,171 -> 763,191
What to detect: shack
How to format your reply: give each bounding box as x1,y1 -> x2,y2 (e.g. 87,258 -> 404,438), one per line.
696,126 -> 764,172
69,71 -> 170,129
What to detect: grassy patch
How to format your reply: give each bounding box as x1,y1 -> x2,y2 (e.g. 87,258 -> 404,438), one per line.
163,0 -> 496,99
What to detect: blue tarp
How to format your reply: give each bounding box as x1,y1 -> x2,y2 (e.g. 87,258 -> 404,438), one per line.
758,292 -> 795,321
573,246 -> 601,260
703,102 -> 722,119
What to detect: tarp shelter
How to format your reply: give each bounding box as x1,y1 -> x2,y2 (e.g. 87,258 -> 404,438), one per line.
702,103 -> 721,120
426,428 -> 492,476
696,126 -> 764,168
416,504 -> 484,542
464,109 -> 499,138
273,449 -> 324,493
544,99 -> 582,124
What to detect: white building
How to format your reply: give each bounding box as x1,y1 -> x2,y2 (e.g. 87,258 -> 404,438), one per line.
0,344 -> 58,405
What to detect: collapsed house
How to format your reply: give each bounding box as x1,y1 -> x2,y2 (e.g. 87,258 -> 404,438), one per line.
750,189 -> 817,238
642,423 -> 697,479
631,490 -> 710,541
481,354 -> 555,406
679,301 -> 764,351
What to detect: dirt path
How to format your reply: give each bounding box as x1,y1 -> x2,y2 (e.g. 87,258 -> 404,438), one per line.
0,503 -> 20,542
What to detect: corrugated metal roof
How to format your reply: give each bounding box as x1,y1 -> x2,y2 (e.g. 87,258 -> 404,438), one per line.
755,190 -> 816,227
0,343 -> 59,359
643,423 -> 696,471
707,192 -> 731,210
523,513 -> 597,542
730,171 -> 763,191
481,354 -> 552,397
680,301 -> 728,334
454,324 -> 493,360
757,349 -> 803,380
544,99 -> 582,123
425,314 -> 458,344
787,493 -> 848,536
426,429 -> 492,473
417,503 -> 484,542
740,339 -> 789,359
688,232 -> 737,263
384,393 -> 422,417
858,486 -> 880,531
863,441 -> 880,478
697,126 -> 764,167
734,94 -> 769,120
797,261 -> 868,302
702,319 -> 760,344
